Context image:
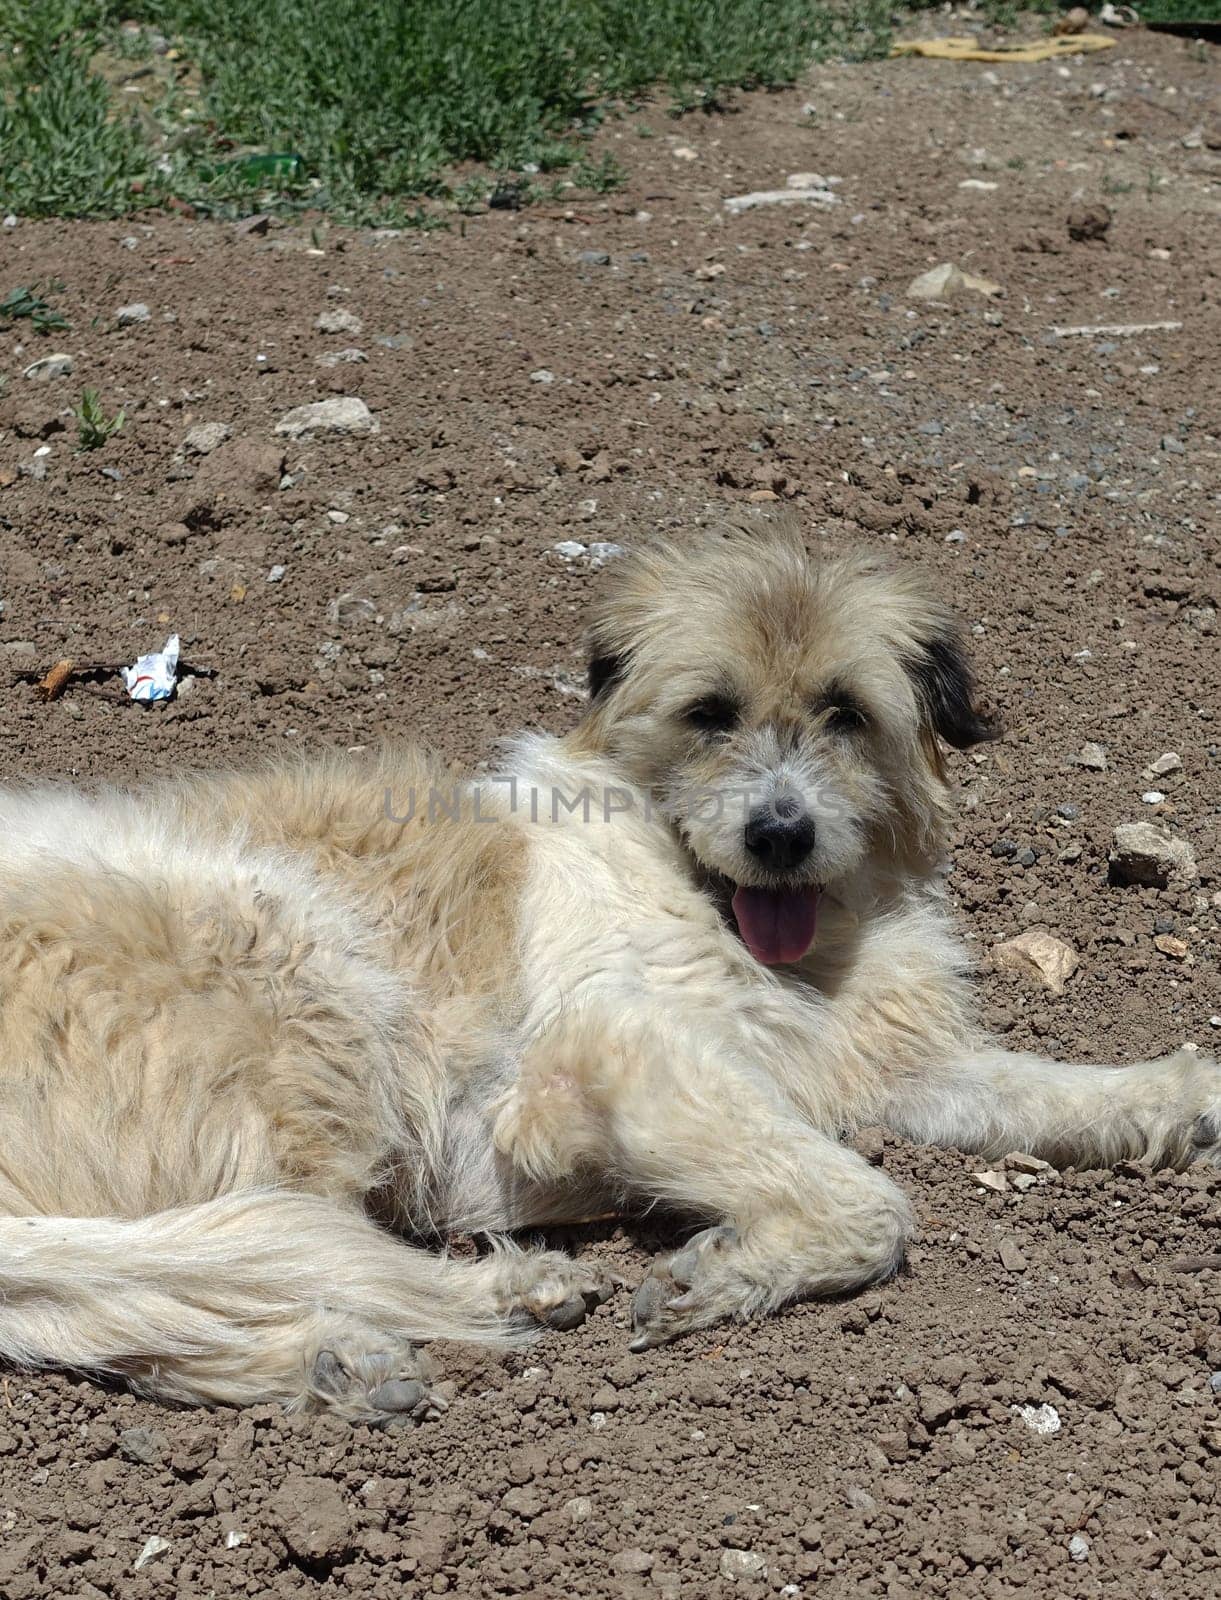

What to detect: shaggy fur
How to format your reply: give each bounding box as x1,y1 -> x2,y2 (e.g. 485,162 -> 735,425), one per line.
0,521 -> 1216,1421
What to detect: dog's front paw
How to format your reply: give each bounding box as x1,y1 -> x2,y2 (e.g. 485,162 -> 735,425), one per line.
493,1249 -> 622,1332
629,1224 -> 745,1351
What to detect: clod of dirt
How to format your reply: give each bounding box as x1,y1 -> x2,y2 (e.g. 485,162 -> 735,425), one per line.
1108,821 -> 1198,887
269,1475 -> 353,1567
992,928 -> 1080,995
1067,203 -> 1113,242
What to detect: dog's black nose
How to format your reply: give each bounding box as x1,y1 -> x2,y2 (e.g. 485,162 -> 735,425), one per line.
744,805 -> 816,872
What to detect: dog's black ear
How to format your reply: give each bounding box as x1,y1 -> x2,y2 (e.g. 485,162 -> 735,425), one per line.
588,646 -> 628,701
909,632 -> 998,750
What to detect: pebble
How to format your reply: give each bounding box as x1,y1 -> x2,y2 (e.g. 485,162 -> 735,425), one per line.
1011,1402 -> 1061,1435
553,541 -> 587,560
133,1535 -> 171,1571
1142,790 -> 1165,805
1069,1533 -> 1091,1563
973,1170 -> 1009,1193
1069,742 -> 1108,771
578,250 -> 611,267
1004,1152 -> 1052,1174
267,565 -> 287,583
530,369 -> 555,384
183,421 -> 231,455
317,347 -> 368,367
998,1239 -> 1028,1273
116,302 -> 151,325
612,1549 -> 654,1574
917,420 -> 943,436
1055,803 -> 1080,820
22,353 -> 73,381
1145,751 -> 1182,779
118,1427 -> 167,1465
274,397 -> 378,439
720,1549 -> 768,1582
1161,435 -> 1186,454
315,308 -> 363,335
1154,934 -> 1189,960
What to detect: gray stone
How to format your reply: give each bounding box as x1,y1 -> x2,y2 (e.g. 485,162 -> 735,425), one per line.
720,1549 -> 768,1582
315,307 -> 363,335
274,397 -> 378,439
23,353 -> 73,381
116,302 -> 151,325
1109,822 -> 1197,888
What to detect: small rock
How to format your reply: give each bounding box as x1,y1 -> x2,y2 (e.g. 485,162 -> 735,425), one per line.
577,250 -> 611,267
998,1239 -> 1028,1272
328,594 -> 377,626
1011,1402 -> 1061,1435
612,1549 -> 654,1574
1067,204 -> 1112,243
565,1496 -> 593,1521
553,540 -> 586,560
1145,751 -> 1182,779
720,1549 -> 767,1582
234,213 -> 271,237
1053,6 -> 1091,31
530,368 -> 555,384
973,1170 -> 1009,1193
1069,742 -> 1108,771
1109,822 -> 1197,888
724,187 -> 839,214
22,353 -> 73,381
1161,434 -> 1186,455
1154,934 -> 1189,960
315,308 -> 363,335
992,929 -> 1079,996
183,421 -> 231,455
1056,803 -> 1080,820
116,302 -> 151,326
274,397 -> 378,439
1143,791 -> 1166,805
1004,1152 -> 1052,1174
119,1427 -> 168,1465
133,1536 -> 171,1571
1068,1532 -> 1091,1563
316,347 -> 368,367
906,263 -> 1001,300
1010,1173 -> 1038,1192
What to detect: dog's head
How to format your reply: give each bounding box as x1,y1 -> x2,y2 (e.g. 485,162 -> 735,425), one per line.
579,521 -> 995,965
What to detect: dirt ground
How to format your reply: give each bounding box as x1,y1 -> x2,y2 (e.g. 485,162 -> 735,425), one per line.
1,20 -> 1220,1600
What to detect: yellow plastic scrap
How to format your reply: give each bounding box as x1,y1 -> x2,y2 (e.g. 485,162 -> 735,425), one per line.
890,34 -> 1116,62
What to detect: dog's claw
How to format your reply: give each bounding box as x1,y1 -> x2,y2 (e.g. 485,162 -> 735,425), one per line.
308,1339 -> 443,1426
630,1224 -> 740,1350
510,1255 -> 620,1332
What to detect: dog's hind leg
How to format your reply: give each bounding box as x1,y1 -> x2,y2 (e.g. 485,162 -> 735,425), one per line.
880,1044 -> 1221,1171
0,1190 -> 613,1423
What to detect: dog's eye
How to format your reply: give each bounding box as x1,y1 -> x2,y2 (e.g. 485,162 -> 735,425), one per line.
824,700 -> 868,734
683,696 -> 739,736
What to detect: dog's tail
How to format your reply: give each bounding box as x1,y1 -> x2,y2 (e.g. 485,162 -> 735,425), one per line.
0,1190 -> 525,1411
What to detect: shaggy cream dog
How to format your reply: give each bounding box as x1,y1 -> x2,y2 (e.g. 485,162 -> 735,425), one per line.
0,522 -> 1215,1422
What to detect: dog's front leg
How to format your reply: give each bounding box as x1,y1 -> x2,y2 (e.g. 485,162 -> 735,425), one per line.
882,1044 -> 1221,1170
587,1019 -> 913,1349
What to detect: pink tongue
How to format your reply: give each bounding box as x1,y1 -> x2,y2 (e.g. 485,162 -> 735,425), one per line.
731,885 -> 820,966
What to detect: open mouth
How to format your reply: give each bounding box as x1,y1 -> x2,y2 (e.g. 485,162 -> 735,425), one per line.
729,883 -> 821,967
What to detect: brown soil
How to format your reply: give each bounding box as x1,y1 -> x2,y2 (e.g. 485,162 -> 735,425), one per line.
1,25 -> 1220,1600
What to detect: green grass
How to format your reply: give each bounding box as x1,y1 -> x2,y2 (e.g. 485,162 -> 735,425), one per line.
74,387 -> 126,449
0,0 -> 895,223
